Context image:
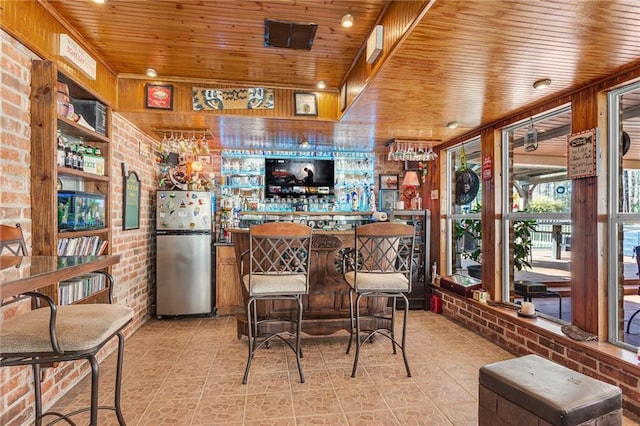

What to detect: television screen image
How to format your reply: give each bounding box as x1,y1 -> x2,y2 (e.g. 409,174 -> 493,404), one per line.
265,158 -> 334,198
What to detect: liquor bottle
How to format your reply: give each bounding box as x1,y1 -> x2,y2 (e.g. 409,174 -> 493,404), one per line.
64,142 -> 73,168
56,131 -> 65,167
77,143 -> 85,171
71,144 -> 78,169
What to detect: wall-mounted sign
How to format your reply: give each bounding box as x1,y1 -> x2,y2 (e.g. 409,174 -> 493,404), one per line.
145,84 -> 173,110
192,87 -> 274,110
482,155 -> 493,180
567,128 -> 598,179
123,171 -> 141,230
59,34 -> 96,80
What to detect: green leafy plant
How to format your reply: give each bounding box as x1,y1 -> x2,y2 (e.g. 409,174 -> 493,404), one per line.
454,205 -> 537,271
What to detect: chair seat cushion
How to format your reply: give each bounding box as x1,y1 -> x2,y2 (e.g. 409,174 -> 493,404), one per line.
243,273 -> 307,296
344,271 -> 409,292
0,304 -> 134,354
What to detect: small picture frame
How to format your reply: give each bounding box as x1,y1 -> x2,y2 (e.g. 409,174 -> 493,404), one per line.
145,83 -> 173,110
404,160 -> 422,171
294,92 -> 318,116
379,190 -> 398,211
379,174 -> 399,190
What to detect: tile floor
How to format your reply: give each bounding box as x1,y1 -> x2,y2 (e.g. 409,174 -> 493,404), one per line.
51,311 -> 639,425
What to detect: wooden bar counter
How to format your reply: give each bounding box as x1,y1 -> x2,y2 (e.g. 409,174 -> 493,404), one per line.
230,228 -> 389,338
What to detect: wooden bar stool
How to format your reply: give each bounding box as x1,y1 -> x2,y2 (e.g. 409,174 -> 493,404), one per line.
343,222 -> 415,378
0,224 -> 134,425
240,222 -> 312,384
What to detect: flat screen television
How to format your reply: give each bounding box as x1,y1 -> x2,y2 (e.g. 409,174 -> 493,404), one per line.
265,158 -> 334,198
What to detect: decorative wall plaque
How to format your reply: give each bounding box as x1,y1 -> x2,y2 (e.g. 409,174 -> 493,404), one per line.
567,128 -> 598,179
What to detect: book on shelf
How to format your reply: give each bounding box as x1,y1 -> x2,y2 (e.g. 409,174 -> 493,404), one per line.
57,235 -> 107,256
58,273 -> 107,305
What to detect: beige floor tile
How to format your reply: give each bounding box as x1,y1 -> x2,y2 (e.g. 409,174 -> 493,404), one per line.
47,312 -> 639,425
137,397 -> 198,425
244,391 -> 295,422
291,388 -> 343,416
438,401 -> 478,426
378,382 -> 429,409
344,410 -> 401,426
392,403 -> 453,425
154,375 -> 206,401
297,413 -> 349,425
191,395 -> 246,424
244,418 -> 296,426
334,384 -> 386,413
245,370 -> 291,395
202,373 -> 248,397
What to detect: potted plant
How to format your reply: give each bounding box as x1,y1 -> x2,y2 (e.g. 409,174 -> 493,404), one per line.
455,205 -> 536,279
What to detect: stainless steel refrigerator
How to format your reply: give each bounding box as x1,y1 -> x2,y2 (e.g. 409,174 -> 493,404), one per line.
155,190 -> 213,317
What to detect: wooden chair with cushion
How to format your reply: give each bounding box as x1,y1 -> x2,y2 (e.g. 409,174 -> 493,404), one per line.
240,222 -> 312,384
0,223 -> 134,425
343,222 -> 415,378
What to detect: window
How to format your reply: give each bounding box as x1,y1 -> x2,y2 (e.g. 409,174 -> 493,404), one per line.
501,106 -> 572,320
445,138 -> 482,278
607,81 -> 640,350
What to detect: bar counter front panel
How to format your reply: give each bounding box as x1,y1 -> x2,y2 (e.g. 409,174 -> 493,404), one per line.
230,229 -> 388,337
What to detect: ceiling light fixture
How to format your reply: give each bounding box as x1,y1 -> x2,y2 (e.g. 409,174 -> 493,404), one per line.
533,78 -> 551,89
146,67 -> 158,78
447,121 -> 459,129
93,0 -> 106,3
341,13 -> 354,28
316,80 -> 326,89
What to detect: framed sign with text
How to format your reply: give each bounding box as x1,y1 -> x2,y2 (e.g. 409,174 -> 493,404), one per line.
123,171 -> 141,230
567,128 -> 598,179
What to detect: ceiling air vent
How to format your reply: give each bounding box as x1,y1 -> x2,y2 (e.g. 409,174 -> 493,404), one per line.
264,19 -> 318,50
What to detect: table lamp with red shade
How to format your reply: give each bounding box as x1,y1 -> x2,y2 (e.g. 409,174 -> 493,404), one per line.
402,171 -> 422,209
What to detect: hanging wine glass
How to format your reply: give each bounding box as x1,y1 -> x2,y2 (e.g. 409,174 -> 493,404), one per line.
200,134 -> 210,154
387,144 -> 395,161
169,131 -> 179,153
160,133 -> 169,155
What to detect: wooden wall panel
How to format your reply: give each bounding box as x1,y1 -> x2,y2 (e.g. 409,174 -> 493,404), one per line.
1,0 -> 117,104
342,1 -> 431,115
117,78 -> 338,121
570,88 -> 600,334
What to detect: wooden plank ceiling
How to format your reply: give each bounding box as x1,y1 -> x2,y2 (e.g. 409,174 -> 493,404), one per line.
46,0 -> 640,156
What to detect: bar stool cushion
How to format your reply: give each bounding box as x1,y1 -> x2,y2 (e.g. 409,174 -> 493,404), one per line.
344,271 -> 409,291
0,304 -> 134,354
242,273 -> 307,295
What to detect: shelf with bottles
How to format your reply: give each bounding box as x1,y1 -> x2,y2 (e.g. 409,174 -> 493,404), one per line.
30,60 -> 113,305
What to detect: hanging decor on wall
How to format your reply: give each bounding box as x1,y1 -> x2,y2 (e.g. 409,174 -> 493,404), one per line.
454,145 -> 479,205
524,118 -> 538,152
192,87 -> 274,110
123,169 -> 141,230
567,127 -> 598,179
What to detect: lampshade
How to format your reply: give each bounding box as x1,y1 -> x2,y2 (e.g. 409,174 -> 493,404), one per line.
402,171 -> 420,187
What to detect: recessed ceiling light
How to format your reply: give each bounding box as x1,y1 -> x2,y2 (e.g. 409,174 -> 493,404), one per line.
92,0 -> 106,3
317,80 -> 326,89
533,78 -> 551,89
447,121 -> 459,129
341,14 -> 354,28
146,67 -> 158,78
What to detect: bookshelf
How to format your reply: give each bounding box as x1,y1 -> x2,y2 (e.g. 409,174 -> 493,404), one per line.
30,60 -> 112,304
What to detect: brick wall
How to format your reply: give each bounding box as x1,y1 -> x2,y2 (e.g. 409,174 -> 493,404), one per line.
0,29 -> 38,426
110,114 -> 157,325
433,288 -> 640,419
0,30 -> 155,425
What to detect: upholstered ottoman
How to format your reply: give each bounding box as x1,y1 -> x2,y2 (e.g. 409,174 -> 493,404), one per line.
479,354 -> 622,426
